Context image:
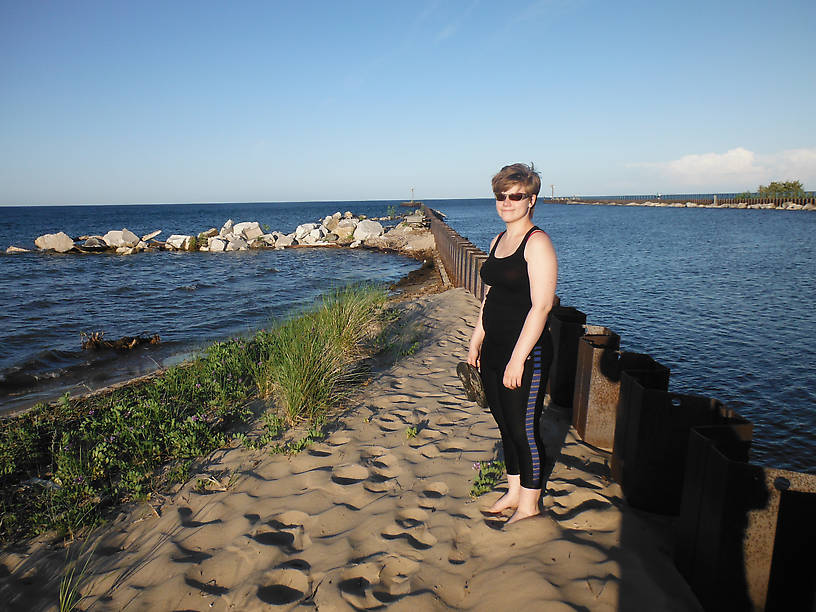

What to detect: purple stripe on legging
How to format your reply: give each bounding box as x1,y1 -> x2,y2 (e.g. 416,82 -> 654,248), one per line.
525,345 -> 542,484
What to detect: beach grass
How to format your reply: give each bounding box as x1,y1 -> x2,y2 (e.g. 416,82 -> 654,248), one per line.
254,284 -> 387,423
0,283 -> 390,541
470,460 -> 507,498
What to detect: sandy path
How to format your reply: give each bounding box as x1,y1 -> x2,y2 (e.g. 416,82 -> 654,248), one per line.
1,288 -> 701,611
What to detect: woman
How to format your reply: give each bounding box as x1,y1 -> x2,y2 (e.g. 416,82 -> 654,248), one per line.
467,163 -> 558,524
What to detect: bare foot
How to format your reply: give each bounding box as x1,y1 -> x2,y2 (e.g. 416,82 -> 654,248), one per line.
484,492 -> 519,514
506,508 -> 540,525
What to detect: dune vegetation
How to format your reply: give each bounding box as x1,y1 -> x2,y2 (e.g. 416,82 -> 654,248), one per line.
0,284 -> 398,541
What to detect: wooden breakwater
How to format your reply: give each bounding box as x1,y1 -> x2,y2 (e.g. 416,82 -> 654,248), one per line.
421,203 -> 816,611
420,204 -> 488,300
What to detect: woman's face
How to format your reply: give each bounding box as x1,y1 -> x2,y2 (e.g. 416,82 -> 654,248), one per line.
495,183 -> 535,224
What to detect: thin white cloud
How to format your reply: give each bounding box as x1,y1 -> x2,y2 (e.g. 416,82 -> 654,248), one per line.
500,0 -> 577,33
630,147 -> 816,190
435,24 -> 458,42
431,0 -> 479,45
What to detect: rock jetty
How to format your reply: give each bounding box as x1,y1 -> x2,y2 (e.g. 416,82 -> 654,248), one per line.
7,210 -> 435,258
559,198 -> 816,211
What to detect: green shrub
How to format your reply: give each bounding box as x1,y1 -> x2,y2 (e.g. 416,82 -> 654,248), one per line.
470,460 -> 507,498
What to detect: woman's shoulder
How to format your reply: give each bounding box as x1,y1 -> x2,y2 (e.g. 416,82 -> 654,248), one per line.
524,228 -> 555,258
526,227 -> 552,245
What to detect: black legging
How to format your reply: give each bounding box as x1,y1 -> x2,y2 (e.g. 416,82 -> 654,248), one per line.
480,338 -> 553,489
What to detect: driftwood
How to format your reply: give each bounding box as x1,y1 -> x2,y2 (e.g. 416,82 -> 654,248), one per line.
80,331 -> 161,350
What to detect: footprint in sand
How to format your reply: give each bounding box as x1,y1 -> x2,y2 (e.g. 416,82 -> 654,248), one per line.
338,562 -> 383,609
332,463 -> 369,485
385,393 -> 415,403
391,408 -> 415,421
448,525 -> 473,565
368,453 -> 400,481
93,531 -> 135,557
307,443 -> 333,457
177,506 -> 223,528
251,511 -> 312,553
364,477 -> 398,494
421,481 -> 449,498
382,508 -> 438,550
433,415 -> 458,426
375,415 -> 404,432
184,546 -> 255,598
437,439 -> 467,453
325,434 -> 351,447
359,445 -> 388,460
418,481 -> 449,511
169,541 -> 212,564
419,444 -> 440,459
256,567 -> 312,606
338,554 -> 421,608
377,553 -> 421,597
419,428 -> 443,440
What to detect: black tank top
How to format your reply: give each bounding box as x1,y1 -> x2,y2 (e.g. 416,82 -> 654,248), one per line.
480,226 -> 544,365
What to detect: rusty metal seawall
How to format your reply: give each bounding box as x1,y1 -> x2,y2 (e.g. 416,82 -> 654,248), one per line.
420,204 -> 488,301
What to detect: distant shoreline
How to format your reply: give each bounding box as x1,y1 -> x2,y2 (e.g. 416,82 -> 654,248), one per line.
546,198 -> 816,212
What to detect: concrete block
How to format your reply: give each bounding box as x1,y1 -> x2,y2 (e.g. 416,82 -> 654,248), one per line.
610,356 -> 670,484
546,306 -> 586,409
572,327 -> 621,451
614,384 -> 744,514
676,425 -> 816,610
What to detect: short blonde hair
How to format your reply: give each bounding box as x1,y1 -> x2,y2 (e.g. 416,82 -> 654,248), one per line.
491,162 -> 541,197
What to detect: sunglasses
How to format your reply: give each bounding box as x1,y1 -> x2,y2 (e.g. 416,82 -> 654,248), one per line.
495,192 -> 530,201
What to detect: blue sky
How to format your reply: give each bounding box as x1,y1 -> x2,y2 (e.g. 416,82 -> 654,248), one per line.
1,0 -> 814,205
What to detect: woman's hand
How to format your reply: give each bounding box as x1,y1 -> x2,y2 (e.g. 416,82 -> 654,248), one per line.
503,358 -> 525,389
467,341 -> 481,368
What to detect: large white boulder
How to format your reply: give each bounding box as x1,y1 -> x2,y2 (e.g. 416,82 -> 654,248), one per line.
275,234 -> 294,248
234,221 -> 264,240
34,232 -> 75,252
102,229 -> 139,248
166,234 -> 195,251
209,238 -> 227,252
220,219 -> 235,236
245,226 -> 264,240
294,223 -> 318,240
226,237 -> 248,251
353,220 -> 384,241
325,214 -> 342,232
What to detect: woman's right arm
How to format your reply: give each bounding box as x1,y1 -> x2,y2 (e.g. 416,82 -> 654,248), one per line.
467,290 -> 489,368
467,234 -> 499,368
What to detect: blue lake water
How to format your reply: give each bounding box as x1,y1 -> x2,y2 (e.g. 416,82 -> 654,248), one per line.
430,198 -> 816,473
0,201 -> 421,412
1,199 -> 814,473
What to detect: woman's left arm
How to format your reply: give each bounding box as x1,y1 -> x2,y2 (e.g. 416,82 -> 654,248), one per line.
502,232 -> 558,389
